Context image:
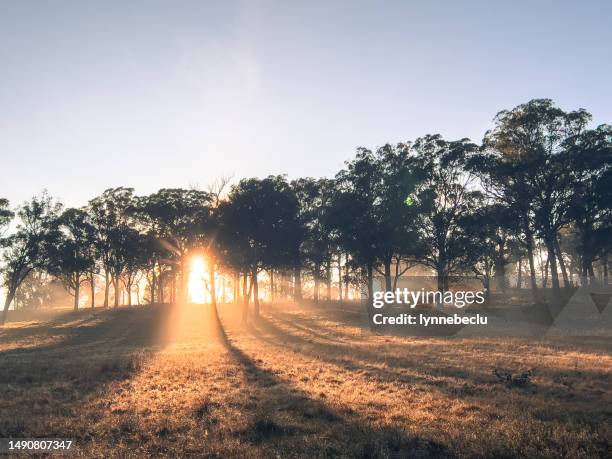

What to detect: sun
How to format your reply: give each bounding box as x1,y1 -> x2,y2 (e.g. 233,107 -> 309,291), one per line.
188,256 -> 207,304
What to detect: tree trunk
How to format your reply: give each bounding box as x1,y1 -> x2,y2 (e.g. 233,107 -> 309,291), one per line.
293,266 -> 302,301
314,263 -> 320,303
365,263 -> 374,327
543,256 -> 550,288
525,230 -> 540,302
90,272 -> 96,309
74,282 -> 80,311
338,254 -> 343,304
243,272 -> 249,305
436,265 -> 446,308
270,270 -> 275,303
383,259 -> 392,292
555,239 -> 570,287
114,276 -> 120,308
516,259 -> 522,289
247,274 -> 253,299
603,255 -> 609,285
172,268 -> 178,303
344,259 -> 349,300
494,256 -> 506,292
581,256 -> 589,286
209,264 -> 217,317
392,257 -> 404,291
326,259 -> 332,301
587,262 -> 595,285
127,283 -> 132,307
104,271 -> 110,308
367,264 -> 373,300
546,240 -> 560,293
1,290 -> 16,326
159,271 -> 165,304
483,276 -> 491,303
151,267 -> 156,304
241,272 -> 248,323
252,268 -> 259,317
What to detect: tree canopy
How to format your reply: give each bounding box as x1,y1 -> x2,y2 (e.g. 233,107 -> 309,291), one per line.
1,99 -> 610,321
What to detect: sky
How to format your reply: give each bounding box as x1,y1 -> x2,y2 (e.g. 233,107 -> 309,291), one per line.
1,0 -> 611,208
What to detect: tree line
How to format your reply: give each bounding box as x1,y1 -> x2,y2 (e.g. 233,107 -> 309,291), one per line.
1,99 -> 610,324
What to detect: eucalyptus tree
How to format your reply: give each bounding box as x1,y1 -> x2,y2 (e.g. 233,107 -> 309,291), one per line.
0,198 -> 14,313
470,149 -> 539,298
220,176 -> 300,317
475,203 -> 517,292
109,226 -> 144,307
462,204 -> 517,300
292,178 -> 335,302
316,179 -> 339,301
566,124 -> 612,284
138,233 -> 164,304
11,271 -> 56,310
201,177 -> 233,312
289,178 -> 317,301
330,143 -> 421,307
129,195 -> 168,303
1,193 -> 62,325
329,152 -> 376,307
46,208 -> 96,310
88,187 -> 135,307
132,188 -> 212,303
326,187 -> 377,307
409,135 -> 481,293
373,143 -> 423,289
481,99 -> 591,299
120,232 -> 151,306
217,205 -> 253,316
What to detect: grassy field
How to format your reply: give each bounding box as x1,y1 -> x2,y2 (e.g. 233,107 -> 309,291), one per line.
0,301 -> 610,458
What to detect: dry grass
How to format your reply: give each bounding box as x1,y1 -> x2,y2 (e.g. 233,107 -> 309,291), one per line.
0,301 -> 610,458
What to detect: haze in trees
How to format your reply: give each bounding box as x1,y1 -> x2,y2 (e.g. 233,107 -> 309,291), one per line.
1,99 -> 610,322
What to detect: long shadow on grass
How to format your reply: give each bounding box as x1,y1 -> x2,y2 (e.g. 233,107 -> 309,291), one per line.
0,305 -> 175,438
249,314 -> 611,423
215,313 -> 452,458
295,300 -> 366,325
284,309 -> 612,388
273,315 -> 349,344
253,314 -> 488,387
265,308 -> 612,384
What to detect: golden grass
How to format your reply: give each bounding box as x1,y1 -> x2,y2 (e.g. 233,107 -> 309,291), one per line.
0,302 -> 610,458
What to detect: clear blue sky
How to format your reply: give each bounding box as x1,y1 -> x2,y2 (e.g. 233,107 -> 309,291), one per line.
1,0 -> 611,207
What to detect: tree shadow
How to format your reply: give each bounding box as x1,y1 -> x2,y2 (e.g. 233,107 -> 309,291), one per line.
252,315 -> 483,385
294,300 -> 367,326
273,315 -> 349,344
247,312 -> 611,425
215,313 -> 452,458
